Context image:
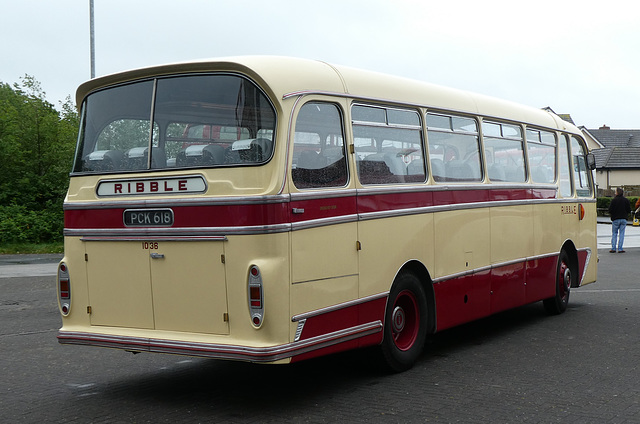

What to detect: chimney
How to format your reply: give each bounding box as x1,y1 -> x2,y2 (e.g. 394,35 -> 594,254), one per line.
599,124 -> 610,130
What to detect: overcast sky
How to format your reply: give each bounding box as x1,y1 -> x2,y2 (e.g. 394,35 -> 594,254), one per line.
2,0 -> 639,129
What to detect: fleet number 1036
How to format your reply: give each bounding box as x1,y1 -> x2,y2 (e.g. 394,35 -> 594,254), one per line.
142,242 -> 159,250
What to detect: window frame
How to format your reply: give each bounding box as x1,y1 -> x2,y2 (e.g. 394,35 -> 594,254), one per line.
426,112 -> 483,183
482,120 -> 526,183
291,101 -> 350,190
352,103 -> 426,185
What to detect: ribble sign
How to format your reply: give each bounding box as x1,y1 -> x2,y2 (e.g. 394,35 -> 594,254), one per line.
97,176 -> 207,197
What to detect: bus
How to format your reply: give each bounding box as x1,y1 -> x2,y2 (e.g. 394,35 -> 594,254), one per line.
57,56 -> 597,371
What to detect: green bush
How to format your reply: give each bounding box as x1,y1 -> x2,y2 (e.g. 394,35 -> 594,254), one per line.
0,204 -> 63,243
597,196 -> 639,218
597,197 -> 611,210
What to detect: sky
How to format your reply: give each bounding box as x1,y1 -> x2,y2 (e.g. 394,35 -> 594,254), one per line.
2,0 -> 640,129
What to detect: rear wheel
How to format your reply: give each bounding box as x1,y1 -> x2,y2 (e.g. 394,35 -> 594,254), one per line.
380,272 -> 428,372
543,250 -> 573,315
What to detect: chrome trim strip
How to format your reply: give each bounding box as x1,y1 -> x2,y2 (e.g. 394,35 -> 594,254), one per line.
80,235 -> 228,242
283,90 -> 346,100
356,183 -> 557,196
58,321 -> 383,362
64,193 -> 290,210
358,198 -> 571,222
292,292 -> 388,322
290,189 -> 357,201
64,184 -> 596,211
431,251 -> 560,284
578,247 -> 592,287
291,214 -> 358,231
66,223 -> 291,238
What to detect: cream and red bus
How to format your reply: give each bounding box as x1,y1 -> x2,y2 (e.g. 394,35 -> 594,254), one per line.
57,56 -> 597,371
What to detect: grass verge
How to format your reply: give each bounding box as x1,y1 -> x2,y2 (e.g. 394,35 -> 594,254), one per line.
0,242 -> 64,255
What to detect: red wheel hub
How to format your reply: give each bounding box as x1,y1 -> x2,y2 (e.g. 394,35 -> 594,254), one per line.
391,290 -> 419,351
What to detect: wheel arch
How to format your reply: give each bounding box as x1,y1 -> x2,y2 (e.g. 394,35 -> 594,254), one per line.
396,260 -> 436,335
560,239 -> 580,288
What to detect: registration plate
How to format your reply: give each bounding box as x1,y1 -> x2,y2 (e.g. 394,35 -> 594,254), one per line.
123,209 -> 174,227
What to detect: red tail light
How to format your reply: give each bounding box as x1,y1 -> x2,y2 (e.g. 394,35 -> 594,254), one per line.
58,262 -> 70,316
248,265 -> 264,327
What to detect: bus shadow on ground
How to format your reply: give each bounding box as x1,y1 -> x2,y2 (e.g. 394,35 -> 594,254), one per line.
425,301 -> 559,358
85,301 -> 577,417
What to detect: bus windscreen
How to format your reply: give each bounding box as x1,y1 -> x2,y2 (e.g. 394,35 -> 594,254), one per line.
73,74 -> 276,174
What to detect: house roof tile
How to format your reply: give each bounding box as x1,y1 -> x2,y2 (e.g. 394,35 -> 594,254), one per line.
587,129 -> 640,148
594,147 -> 640,168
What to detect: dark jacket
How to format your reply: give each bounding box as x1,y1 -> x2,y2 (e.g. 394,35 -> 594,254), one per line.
609,194 -> 631,221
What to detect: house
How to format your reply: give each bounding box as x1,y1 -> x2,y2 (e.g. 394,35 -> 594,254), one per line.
582,125 -> 640,193
541,108 -> 640,194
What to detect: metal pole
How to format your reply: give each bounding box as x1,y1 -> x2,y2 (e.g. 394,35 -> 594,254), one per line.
90,0 -> 95,78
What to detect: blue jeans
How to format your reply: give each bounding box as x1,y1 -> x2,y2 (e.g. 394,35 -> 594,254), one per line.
611,218 -> 627,251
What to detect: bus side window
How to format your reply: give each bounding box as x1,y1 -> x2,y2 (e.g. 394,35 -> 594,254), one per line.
483,121 -> 525,183
292,103 -> 348,189
558,134 -> 573,197
352,105 -> 425,185
426,113 -> 481,183
571,136 -> 593,197
526,129 -> 556,184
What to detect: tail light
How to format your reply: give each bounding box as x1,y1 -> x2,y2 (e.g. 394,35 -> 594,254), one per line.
248,265 -> 264,328
578,203 -> 586,221
58,262 -> 70,316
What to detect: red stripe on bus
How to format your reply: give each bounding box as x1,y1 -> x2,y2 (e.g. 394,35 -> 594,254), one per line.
65,202 -> 291,229
65,187 -> 558,230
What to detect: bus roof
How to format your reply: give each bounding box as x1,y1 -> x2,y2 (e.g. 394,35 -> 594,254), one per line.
76,56 -> 577,134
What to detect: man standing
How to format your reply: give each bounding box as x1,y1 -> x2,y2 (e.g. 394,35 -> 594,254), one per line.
608,187 -> 631,253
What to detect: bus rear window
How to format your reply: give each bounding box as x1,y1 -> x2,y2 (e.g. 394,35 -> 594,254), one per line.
73,74 -> 276,174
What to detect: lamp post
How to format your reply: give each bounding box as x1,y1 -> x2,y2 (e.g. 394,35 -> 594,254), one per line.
90,0 -> 95,78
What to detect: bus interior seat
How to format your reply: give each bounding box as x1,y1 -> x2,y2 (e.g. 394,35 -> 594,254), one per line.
407,159 -> 425,175
151,147 -> 167,168
202,144 -> 225,164
293,151 -> 348,188
124,147 -> 167,169
297,150 -> 327,169
224,146 -> 241,164
84,150 -> 124,172
366,153 -> 406,176
531,167 -> 551,183
323,147 -> 345,165
488,164 -> 506,182
430,158 -> 445,181
359,153 -> 406,184
445,160 -> 476,181
176,143 -> 225,167
238,138 -> 272,162
504,166 -> 525,182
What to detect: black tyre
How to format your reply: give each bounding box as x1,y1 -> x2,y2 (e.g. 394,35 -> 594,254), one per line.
380,272 -> 428,372
543,250 -> 573,315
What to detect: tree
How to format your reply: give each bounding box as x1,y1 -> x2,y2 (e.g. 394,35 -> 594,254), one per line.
0,76 -> 78,243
